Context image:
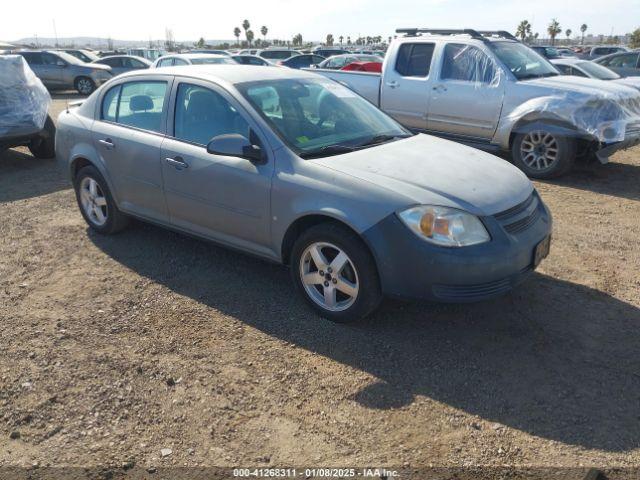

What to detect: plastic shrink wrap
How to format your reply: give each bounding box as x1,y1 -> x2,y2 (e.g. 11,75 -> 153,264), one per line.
0,55 -> 51,137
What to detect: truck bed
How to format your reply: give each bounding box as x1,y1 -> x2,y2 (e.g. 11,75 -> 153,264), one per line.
306,68 -> 381,106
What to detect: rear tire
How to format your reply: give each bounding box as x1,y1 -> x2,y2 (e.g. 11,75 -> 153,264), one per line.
511,126 -> 575,179
290,222 -> 382,322
74,165 -> 129,234
28,115 -> 56,159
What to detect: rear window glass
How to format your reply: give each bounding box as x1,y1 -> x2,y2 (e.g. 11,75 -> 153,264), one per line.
101,81 -> 167,133
395,43 -> 434,77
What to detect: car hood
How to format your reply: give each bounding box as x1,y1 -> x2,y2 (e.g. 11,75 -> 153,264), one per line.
311,134 -> 533,217
613,77 -> 640,91
521,75 -> 638,98
84,63 -> 111,72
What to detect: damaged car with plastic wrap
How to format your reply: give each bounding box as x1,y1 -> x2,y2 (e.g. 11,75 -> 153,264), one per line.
56,66 -> 552,321
311,28 -> 640,178
0,55 -> 55,158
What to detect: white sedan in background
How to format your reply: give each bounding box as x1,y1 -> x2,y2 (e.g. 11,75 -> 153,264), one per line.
152,53 -> 237,68
551,58 -> 640,91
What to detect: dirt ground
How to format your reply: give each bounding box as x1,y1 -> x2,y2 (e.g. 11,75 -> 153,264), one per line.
1,93 -> 639,476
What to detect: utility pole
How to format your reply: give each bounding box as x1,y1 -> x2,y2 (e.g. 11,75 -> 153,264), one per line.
53,19 -> 59,47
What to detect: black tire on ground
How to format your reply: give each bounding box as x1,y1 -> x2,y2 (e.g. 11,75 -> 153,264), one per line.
290,222 -> 382,322
74,165 -> 129,234
28,115 -> 56,159
511,126 -> 576,179
74,76 -> 96,95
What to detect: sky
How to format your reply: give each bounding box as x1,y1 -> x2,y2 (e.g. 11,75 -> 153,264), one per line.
2,0 -> 638,43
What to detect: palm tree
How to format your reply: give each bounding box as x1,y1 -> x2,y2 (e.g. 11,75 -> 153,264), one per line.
547,18 -> 561,45
347,36 -> 351,45
242,19 -> 250,33
516,20 -> 532,42
339,35 -> 344,45
261,26 -> 268,42
565,28 -> 572,44
246,29 -> 254,47
233,27 -> 241,46
326,34 -> 334,46
580,24 -> 588,45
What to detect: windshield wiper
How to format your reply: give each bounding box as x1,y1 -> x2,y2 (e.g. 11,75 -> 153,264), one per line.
299,144 -> 356,159
356,133 -> 410,148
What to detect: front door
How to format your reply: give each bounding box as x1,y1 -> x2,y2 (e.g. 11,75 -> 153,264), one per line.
379,42 -> 435,129
91,79 -> 171,221
427,43 -> 505,140
160,80 -> 273,253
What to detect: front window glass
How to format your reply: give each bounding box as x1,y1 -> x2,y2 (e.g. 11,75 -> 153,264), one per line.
490,41 -> 559,80
174,83 -> 249,146
237,78 -> 410,157
577,61 -> 619,80
441,44 -> 496,83
116,81 -> 167,133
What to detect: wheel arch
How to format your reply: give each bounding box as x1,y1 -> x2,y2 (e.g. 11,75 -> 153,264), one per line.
508,114 -> 585,149
280,213 -> 371,266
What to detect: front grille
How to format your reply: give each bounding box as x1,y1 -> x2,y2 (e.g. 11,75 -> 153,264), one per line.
432,267 -> 532,302
494,192 -> 540,235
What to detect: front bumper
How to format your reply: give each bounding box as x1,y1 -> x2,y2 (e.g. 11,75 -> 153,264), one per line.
362,192 -> 552,302
596,132 -> 640,163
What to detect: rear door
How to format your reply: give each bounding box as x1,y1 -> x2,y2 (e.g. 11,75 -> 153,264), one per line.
379,42 -> 434,129
426,42 -> 505,140
160,79 -> 274,251
91,77 -> 172,221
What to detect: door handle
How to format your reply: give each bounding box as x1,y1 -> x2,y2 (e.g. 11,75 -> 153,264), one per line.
98,138 -> 114,149
432,84 -> 447,92
165,156 -> 188,170
386,81 -> 399,89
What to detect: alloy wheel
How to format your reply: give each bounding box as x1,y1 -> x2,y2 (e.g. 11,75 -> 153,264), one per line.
299,242 -> 359,312
520,130 -> 559,171
77,78 -> 93,95
79,177 -> 108,226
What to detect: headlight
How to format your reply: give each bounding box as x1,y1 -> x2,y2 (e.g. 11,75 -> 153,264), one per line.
397,205 -> 490,247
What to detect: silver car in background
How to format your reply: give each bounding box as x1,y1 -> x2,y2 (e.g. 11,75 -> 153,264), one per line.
152,53 -> 236,68
12,50 -> 112,94
55,66 -> 552,322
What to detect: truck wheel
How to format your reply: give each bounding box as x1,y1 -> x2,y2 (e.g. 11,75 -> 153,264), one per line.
290,222 -> 382,322
74,165 -> 129,234
75,76 -> 95,95
511,128 -> 575,179
28,115 -> 56,159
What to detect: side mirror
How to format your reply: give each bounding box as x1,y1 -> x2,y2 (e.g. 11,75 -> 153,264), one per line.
206,134 -> 264,163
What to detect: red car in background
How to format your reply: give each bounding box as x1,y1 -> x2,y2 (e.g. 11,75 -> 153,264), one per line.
342,61 -> 383,72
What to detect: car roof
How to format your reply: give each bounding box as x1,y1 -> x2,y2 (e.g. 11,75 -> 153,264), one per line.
162,53 -> 228,59
115,64 -> 319,84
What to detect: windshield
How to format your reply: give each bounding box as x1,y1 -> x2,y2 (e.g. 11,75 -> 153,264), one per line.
577,61 -> 620,80
190,57 -> 236,65
237,78 -> 410,157
55,51 -> 84,65
490,42 -> 559,80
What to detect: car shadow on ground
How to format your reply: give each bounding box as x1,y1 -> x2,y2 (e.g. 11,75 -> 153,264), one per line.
0,149 -> 69,202
89,221 -> 640,453
539,160 -> 640,202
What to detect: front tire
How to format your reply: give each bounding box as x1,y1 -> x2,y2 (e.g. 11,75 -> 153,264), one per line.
74,76 -> 96,95
290,223 -> 382,322
74,165 -> 129,234
28,115 -> 56,159
511,127 -> 575,179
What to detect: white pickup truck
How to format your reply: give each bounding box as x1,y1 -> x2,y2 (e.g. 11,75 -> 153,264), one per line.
311,28 -> 640,178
